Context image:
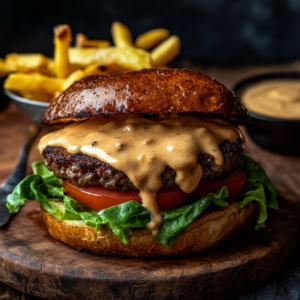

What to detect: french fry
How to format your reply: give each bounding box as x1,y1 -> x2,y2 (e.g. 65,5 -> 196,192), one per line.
75,33 -> 88,47
62,69 -> 85,91
151,35 -> 180,67
4,53 -> 49,72
84,62 -> 124,76
38,58 -> 56,76
54,24 -> 73,78
5,73 -> 64,97
2,22 -> 180,103
76,33 -> 111,48
69,47 -> 152,70
111,22 -> 133,48
84,40 -> 111,48
19,91 -> 53,102
0,58 -> 12,77
135,29 -> 170,50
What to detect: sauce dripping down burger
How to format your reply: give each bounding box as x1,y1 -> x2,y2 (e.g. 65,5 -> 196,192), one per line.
30,68 -> 262,257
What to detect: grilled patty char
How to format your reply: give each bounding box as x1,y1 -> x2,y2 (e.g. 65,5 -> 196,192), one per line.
43,139 -> 244,191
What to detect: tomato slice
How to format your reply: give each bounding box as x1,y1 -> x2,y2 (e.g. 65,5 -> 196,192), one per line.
63,167 -> 246,212
192,167 -> 246,200
63,180 -> 190,211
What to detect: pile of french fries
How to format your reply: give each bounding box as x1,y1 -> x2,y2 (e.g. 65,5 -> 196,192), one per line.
1,22 -> 180,102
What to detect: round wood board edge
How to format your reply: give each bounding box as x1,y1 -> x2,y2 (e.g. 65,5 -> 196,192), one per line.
0,200 -> 298,300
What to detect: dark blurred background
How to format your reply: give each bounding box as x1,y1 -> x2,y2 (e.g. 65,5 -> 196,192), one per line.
1,0 -> 300,65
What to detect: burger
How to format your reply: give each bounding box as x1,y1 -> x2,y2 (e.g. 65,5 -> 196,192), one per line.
7,69 -> 278,257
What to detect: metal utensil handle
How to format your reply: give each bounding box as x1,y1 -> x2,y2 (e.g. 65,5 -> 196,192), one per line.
0,123 -> 40,227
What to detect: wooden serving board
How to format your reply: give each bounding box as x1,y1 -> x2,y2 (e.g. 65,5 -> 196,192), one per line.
0,134 -> 300,300
0,199 -> 298,300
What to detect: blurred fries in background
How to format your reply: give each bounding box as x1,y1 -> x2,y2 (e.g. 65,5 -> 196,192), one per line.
62,70 -> 85,90
76,33 -> 111,48
54,25 -> 73,78
3,21 -> 181,102
5,73 -> 64,102
151,36 -> 180,67
111,22 -> 133,48
135,29 -> 170,50
5,53 -> 50,73
84,62 -> 124,76
68,47 -> 151,70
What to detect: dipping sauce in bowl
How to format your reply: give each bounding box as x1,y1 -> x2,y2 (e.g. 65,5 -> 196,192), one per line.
233,72 -> 300,156
242,79 -> 300,119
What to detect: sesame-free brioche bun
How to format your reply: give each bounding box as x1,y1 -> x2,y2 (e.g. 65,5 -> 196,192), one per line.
42,68 -> 250,126
42,202 -> 258,257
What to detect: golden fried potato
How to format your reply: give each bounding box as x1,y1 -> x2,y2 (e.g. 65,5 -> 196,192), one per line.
84,63 -> 125,76
54,24 -> 73,78
37,58 -> 56,76
135,29 -> 170,50
1,22 -> 181,103
75,33 -> 89,47
151,35 -> 180,67
5,73 -> 64,99
111,21 -> 133,48
5,53 -> 49,73
62,69 -> 85,90
84,63 -> 107,76
69,47 -> 152,70
75,33 -> 111,48
19,91 -> 53,102
0,58 -> 12,77
84,62 -> 124,76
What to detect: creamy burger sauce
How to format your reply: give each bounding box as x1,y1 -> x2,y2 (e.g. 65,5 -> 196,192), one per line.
242,79 -> 300,119
38,113 -> 241,235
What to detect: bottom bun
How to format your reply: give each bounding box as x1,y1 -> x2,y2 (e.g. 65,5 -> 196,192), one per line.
41,202 -> 258,257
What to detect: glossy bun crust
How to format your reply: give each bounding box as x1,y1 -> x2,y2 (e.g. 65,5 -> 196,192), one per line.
43,69 -> 250,125
42,202 -> 258,257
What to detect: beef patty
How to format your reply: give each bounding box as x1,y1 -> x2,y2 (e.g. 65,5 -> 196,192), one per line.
43,139 -> 244,191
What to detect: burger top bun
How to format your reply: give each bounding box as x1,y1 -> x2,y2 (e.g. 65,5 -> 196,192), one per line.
42,69 -> 250,125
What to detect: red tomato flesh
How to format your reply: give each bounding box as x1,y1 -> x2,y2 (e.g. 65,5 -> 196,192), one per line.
63,167 -> 246,211
192,167 -> 247,200
63,180 -> 190,211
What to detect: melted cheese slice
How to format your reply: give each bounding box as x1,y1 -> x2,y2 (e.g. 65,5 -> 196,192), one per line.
39,113 -> 241,235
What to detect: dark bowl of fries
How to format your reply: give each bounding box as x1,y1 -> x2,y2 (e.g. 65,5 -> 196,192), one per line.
1,22 -> 181,121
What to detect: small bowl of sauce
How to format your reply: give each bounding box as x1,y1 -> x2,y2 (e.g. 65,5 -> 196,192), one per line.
233,72 -> 300,156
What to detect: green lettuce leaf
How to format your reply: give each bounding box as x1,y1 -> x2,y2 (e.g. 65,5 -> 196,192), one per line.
155,187 -> 228,248
32,160 -> 64,198
62,199 -> 151,245
79,212 -> 103,231
239,155 -> 278,229
98,200 -> 151,227
109,224 -> 132,245
7,161 -> 63,219
97,201 -> 151,245
62,195 -> 85,220
6,156 -> 278,248
6,175 -> 48,213
32,160 -> 62,187
6,175 -> 62,219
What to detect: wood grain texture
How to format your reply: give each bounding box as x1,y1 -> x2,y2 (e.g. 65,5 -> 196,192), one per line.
0,198 -> 298,300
